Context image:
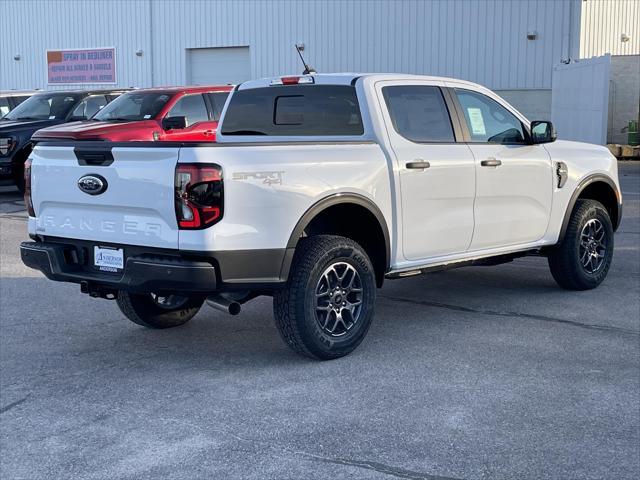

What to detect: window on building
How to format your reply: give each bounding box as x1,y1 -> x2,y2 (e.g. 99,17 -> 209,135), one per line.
455,89 -> 526,144
221,85 -> 364,136
382,86 -> 455,143
168,94 -> 209,126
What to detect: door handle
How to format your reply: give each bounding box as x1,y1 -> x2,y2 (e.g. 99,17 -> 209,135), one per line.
406,160 -> 431,170
203,130 -> 215,136
481,158 -> 502,167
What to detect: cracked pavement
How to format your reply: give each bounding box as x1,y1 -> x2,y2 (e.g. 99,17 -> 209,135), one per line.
1,163 -> 639,479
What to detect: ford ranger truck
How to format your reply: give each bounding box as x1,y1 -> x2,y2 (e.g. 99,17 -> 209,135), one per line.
20,74 -> 623,360
32,86 -> 232,143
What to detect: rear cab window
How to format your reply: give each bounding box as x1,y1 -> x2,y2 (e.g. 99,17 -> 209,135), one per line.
221,85 -> 363,136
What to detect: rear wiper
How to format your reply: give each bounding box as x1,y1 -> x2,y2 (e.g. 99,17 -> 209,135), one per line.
222,130 -> 267,135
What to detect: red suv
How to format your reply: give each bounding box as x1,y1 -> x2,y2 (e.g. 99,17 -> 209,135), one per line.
33,85 -> 233,142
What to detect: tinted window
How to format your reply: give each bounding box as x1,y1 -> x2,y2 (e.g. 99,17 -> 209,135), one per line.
221,85 -> 364,136
69,95 -> 108,120
168,94 -> 209,126
382,86 -> 455,143
455,89 -> 526,144
207,92 -> 229,121
4,93 -> 81,120
94,92 -> 172,122
0,98 -> 9,118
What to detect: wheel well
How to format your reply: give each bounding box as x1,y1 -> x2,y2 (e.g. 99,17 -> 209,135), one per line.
302,203 -> 388,287
577,181 -> 620,230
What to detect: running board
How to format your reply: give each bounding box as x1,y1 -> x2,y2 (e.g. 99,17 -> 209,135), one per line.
385,251 -> 537,280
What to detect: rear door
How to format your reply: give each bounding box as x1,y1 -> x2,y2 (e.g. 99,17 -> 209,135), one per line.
450,87 -> 552,250
162,94 -> 217,141
376,81 -> 476,261
30,144 -> 180,249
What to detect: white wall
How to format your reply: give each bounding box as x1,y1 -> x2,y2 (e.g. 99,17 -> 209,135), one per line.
580,0 -> 640,57
0,0 -> 581,91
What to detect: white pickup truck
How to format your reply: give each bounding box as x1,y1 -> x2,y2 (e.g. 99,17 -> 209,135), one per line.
21,74 -> 622,360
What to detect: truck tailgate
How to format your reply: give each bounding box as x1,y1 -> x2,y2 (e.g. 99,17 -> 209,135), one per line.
30,145 -> 180,249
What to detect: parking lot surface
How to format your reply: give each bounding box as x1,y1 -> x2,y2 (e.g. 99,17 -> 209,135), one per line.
1,162 -> 639,480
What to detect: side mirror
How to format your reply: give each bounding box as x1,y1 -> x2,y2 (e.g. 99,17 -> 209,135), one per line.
531,120 -> 557,144
162,116 -> 187,130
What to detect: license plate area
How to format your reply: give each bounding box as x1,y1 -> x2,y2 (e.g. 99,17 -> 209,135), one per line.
94,246 -> 124,273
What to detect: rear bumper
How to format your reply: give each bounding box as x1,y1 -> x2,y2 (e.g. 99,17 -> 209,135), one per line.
20,241 -> 217,294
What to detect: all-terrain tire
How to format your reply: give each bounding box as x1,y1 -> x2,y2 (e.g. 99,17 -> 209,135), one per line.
548,199 -> 614,290
116,291 -> 204,329
273,235 -> 377,360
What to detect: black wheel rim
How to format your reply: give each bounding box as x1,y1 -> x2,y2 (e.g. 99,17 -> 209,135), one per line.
315,262 -> 363,337
149,293 -> 189,310
579,218 -> 607,274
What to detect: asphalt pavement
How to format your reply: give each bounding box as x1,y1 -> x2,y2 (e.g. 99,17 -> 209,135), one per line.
1,162 -> 638,480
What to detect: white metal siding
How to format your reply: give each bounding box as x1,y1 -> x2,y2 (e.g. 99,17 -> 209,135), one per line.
580,0 -> 640,57
1,0 -> 581,91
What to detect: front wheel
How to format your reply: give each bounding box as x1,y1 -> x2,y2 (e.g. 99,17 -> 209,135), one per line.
116,291 -> 204,329
548,199 -> 614,290
273,235 -> 377,360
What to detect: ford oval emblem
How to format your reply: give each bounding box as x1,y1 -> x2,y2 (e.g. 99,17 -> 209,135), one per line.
78,174 -> 108,195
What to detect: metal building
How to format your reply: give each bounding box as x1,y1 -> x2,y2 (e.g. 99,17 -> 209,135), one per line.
1,0 -> 638,125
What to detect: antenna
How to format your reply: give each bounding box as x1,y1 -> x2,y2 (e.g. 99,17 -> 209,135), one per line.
295,44 -> 316,75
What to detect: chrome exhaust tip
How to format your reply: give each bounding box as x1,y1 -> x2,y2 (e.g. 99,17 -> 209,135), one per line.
206,295 -> 242,316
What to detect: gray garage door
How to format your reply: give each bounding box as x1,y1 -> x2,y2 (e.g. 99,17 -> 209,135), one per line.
187,47 -> 251,86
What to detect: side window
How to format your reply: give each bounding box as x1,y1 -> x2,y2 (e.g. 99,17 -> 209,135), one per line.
69,95 -> 108,119
207,92 -> 229,121
168,94 -> 209,126
0,98 -> 9,118
455,89 -> 526,144
382,86 -> 455,143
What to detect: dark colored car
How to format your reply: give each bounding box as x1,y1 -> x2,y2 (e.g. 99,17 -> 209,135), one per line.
33,85 -> 233,143
0,89 -> 128,191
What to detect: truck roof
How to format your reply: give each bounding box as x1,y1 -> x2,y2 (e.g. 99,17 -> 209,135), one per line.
237,73 -> 486,91
128,85 -> 234,94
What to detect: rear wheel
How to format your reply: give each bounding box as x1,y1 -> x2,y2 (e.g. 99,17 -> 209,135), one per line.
116,291 -> 204,329
273,235 -> 377,360
548,199 -> 614,290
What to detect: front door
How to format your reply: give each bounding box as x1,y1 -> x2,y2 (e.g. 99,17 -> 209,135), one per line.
378,82 -> 476,261
452,88 -> 553,250
162,93 -> 217,141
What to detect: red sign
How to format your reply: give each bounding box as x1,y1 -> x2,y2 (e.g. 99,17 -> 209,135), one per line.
47,48 -> 116,84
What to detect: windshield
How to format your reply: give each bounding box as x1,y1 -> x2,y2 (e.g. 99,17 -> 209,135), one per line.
93,91 -> 172,121
3,93 -> 82,120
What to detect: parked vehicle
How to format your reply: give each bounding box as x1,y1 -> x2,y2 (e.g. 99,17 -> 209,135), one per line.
32,86 -> 233,143
0,91 -> 37,119
0,89 -> 127,191
21,74 -> 622,360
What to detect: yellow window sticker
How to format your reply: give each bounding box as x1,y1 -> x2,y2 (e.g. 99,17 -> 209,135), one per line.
467,108 -> 486,135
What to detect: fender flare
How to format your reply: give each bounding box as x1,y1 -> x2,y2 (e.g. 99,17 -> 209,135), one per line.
280,193 -> 391,281
558,174 -> 622,243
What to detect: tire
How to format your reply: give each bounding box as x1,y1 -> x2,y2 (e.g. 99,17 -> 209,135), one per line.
548,199 -> 614,290
273,235 -> 377,360
116,291 -> 204,329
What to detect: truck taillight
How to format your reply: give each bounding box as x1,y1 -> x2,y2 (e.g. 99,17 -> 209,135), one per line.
24,158 -> 35,217
174,163 -> 223,229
